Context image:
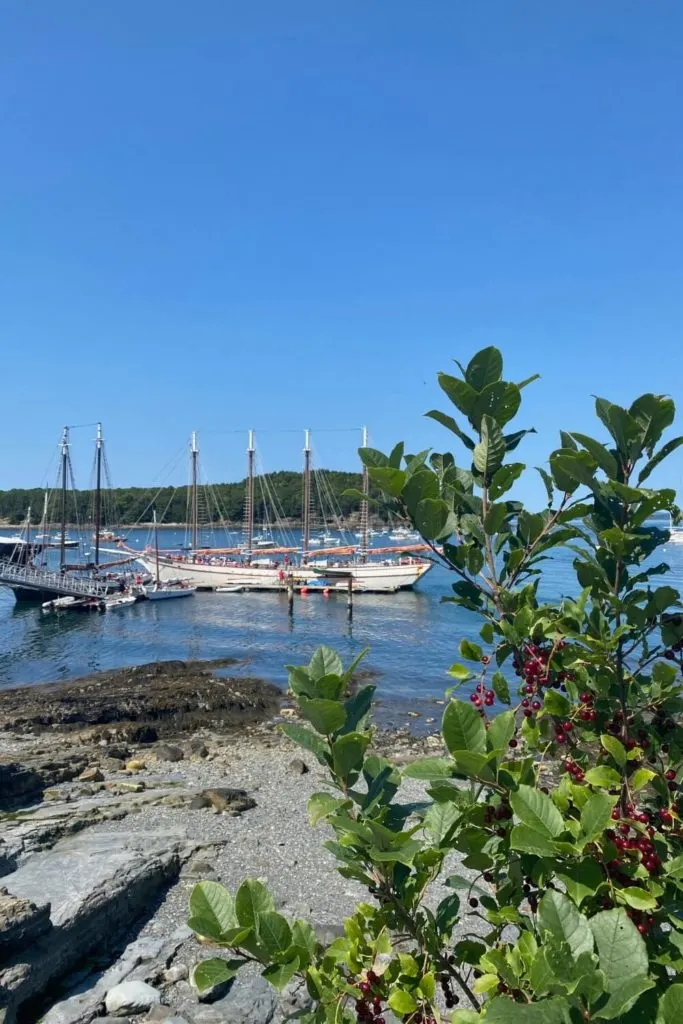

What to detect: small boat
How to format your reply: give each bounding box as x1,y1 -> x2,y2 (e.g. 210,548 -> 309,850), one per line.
105,593 -> 137,610
42,595 -> 104,614
35,534 -> 79,548
143,511 -> 196,600
254,535 -> 276,549
216,584 -> 245,593
94,529 -> 128,544
144,583 -> 195,601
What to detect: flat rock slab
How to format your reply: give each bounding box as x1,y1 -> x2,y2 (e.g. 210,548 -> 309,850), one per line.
0,829 -> 194,1024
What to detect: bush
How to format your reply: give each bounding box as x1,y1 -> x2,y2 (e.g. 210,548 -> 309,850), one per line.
189,348 -> 683,1022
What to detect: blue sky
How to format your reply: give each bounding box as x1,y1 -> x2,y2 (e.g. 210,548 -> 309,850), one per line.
1,1 -> 682,501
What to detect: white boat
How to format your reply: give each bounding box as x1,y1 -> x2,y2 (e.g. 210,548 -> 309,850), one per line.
132,428 -> 432,594
105,593 -> 137,610
216,584 -> 245,593
143,512 -> 197,600
144,583 -> 195,600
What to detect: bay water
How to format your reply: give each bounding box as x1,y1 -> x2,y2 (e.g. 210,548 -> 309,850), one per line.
2,527 -> 682,720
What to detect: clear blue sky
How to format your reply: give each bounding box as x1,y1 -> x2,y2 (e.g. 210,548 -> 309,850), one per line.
1,1 -> 682,502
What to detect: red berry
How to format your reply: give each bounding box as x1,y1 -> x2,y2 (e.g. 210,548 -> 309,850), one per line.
482,655 -> 490,665
523,709 -> 533,717
555,733 -> 567,743
611,808 -> 620,820
580,692 -> 591,703
470,693 -> 478,703
665,649 -> 676,660
563,721 -> 573,731
666,770 -> 676,781
532,700 -> 541,710
637,922 -> 648,935
522,699 -> 530,708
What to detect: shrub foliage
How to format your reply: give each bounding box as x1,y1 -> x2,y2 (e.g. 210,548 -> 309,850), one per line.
189,348 -> 683,1023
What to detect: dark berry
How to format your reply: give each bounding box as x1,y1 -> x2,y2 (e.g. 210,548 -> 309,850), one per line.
666,770 -> 676,781
469,897 -> 479,908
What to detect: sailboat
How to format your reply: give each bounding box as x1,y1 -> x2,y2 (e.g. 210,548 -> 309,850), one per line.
132,429 -> 432,593
143,510 -> 196,600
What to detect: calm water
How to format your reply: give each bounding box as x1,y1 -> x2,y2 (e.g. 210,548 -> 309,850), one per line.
2,527 -> 682,707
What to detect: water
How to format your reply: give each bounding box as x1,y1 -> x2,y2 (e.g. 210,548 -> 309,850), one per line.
2,527 -> 683,708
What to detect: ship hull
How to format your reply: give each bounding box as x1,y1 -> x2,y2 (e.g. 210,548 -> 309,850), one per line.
134,554 -> 432,593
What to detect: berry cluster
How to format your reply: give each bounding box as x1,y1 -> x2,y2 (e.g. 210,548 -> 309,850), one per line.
663,640 -> 683,660
439,967 -> 459,1009
578,691 -> 597,722
563,757 -> 585,782
606,806 -> 662,876
354,971 -> 385,1024
469,681 -> 495,710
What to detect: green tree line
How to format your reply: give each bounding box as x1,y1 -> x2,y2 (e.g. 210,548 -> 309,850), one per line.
0,470 -> 375,526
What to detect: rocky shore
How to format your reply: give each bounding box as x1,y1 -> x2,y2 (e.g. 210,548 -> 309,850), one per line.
0,661 -> 455,1024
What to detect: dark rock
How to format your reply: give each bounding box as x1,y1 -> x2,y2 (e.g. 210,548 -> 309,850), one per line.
153,743 -> 184,763
0,756 -> 89,811
101,757 -> 126,772
0,888 -> 51,954
287,758 -> 309,775
199,974 -> 276,1021
200,789 -> 255,814
0,830 -> 192,1024
188,739 -> 209,758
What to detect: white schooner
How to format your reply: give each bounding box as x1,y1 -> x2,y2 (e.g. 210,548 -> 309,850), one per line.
132,429 -> 432,593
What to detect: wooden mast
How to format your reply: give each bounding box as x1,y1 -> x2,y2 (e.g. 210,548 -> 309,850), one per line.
302,429 -> 311,563
59,426 -> 69,569
190,431 -> 199,551
359,425 -> 369,564
246,430 -> 255,561
153,508 -> 160,586
94,422 -> 103,566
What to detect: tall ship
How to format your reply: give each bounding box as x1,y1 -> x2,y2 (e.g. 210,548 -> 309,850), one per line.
131,430 -> 432,593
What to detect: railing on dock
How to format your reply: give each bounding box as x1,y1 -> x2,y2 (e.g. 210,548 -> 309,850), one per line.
0,559 -> 110,599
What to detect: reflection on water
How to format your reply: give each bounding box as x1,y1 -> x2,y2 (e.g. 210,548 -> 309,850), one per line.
2,528 -> 683,701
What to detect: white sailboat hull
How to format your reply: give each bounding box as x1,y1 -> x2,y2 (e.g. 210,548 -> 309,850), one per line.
135,554 -> 432,593
144,586 -> 196,600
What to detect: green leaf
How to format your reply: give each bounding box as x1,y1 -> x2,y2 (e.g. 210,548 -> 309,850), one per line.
473,414 -> 506,478
235,879 -> 275,929
631,767 -> 656,791
584,766 -> 622,789
308,791 -> 340,827
189,881 -> 238,942
581,792 -> 618,843
425,409 -> 476,451
435,892 -> 461,937
487,710 -> 515,754
414,497 -> 451,540
459,638 -> 484,661
492,670 -> 511,704
438,372 -> 478,418
465,346 -> 503,390
279,723 -> 330,760
473,381 -> 522,428
485,996 -> 573,1023
358,446 -> 389,468
443,699 -> 486,755
570,432 -> 618,478
509,824 -> 558,857
298,696 -> 346,736
367,466 -> 406,497
510,785 -> 564,838
191,957 -> 243,993
341,684 -> 375,734
332,732 -> 370,781
600,734 -> 627,768
538,891 -> 594,959
257,911 -> 292,957
261,956 -> 299,991
593,975 -> 654,1019
589,908 -> 648,993
660,985 -> 683,1024
309,646 -> 343,681
638,436 -> 683,484
556,860 -> 605,906
549,449 -> 597,490
484,500 -> 509,534
537,466 -> 554,504
543,690 -> 571,716
423,802 -> 460,845
402,757 -> 454,780
489,462 -> 524,501
447,662 -> 474,680
401,468 -> 439,513
616,886 -> 658,911
387,989 -> 418,1014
